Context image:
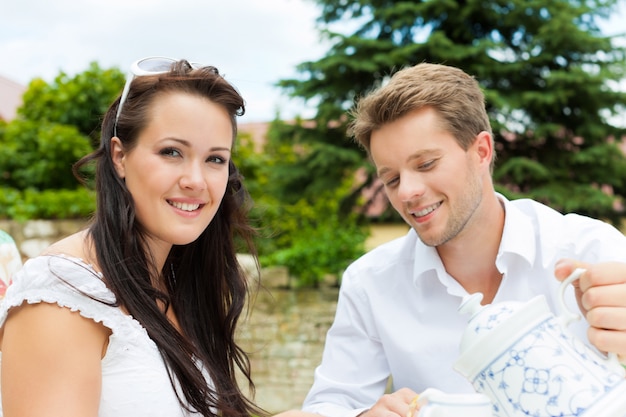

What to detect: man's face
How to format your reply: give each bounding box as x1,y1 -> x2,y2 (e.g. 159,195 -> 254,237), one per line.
370,107 -> 487,247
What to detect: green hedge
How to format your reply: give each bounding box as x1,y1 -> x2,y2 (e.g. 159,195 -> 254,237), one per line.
0,187 -> 95,221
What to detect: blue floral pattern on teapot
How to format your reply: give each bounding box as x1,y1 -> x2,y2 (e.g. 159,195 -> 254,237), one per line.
454,269 -> 626,417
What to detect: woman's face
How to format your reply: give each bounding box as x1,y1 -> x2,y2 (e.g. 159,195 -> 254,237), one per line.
111,91 -> 233,255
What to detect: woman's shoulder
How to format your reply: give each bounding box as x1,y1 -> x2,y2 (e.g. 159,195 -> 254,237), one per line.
1,250 -> 117,325
28,230 -> 109,293
42,230 -> 94,264
12,254 -> 112,300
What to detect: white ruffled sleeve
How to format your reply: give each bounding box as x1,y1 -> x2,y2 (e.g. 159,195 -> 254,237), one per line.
0,255 -> 118,330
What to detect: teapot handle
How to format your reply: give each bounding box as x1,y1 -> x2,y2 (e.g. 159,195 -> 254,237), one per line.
415,389 -> 443,417
558,267 -> 620,366
416,407 -> 433,417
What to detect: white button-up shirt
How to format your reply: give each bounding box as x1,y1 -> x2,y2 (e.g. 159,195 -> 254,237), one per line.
302,195 -> 626,417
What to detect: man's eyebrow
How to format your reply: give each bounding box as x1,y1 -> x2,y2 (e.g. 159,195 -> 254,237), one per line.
377,149 -> 441,176
377,166 -> 391,177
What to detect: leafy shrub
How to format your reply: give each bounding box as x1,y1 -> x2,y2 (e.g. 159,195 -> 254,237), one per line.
0,119 -> 92,190
0,187 -> 95,220
234,123 -> 370,287
256,187 -> 368,287
18,62 -> 124,145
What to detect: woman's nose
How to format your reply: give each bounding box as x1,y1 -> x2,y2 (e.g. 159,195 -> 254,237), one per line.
179,162 -> 206,190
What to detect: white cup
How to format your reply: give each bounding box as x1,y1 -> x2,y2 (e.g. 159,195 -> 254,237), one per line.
417,388 -> 492,417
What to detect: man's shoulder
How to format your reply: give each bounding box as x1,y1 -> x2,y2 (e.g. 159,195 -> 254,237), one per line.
345,229 -> 420,276
508,197 -> 613,228
507,197 -> 625,251
508,197 -> 561,216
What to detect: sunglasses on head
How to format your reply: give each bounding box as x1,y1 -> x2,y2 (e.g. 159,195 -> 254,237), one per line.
114,56 -> 202,136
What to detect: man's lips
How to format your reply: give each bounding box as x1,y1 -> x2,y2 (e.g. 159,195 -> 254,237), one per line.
410,201 -> 442,218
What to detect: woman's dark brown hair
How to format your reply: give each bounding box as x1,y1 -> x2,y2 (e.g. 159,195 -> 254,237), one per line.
73,60 -> 264,417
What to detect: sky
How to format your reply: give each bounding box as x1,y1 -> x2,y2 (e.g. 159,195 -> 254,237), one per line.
0,0 -> 330,123
1,0 -> 625,124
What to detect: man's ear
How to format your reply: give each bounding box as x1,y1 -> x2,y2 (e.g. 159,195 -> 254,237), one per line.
474,131 -> 493,168
110,137 -> 126,179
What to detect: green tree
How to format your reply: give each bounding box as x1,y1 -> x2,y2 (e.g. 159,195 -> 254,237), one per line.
0,119 -> 92,190
18,62 -> 124,145
280,0 -> 626,224
0,63 -> 123,220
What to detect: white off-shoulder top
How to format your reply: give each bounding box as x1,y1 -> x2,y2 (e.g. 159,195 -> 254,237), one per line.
0,255 -> 209,416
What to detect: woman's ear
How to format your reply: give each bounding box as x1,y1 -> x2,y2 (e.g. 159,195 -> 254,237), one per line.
111,137 -> 126,179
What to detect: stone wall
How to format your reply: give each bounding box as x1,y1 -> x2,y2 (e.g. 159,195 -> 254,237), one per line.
0,219 -> 89,260
238,278 -> 339,412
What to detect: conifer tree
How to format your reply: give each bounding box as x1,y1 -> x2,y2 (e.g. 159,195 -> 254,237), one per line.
279,0 -> 626,223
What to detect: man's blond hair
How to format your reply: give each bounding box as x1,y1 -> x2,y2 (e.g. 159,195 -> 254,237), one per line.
349,63 -> 495,168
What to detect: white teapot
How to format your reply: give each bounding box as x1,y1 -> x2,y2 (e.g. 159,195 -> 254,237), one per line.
453,268 -> 626,417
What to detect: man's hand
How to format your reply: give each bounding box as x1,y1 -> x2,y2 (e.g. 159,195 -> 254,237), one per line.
360,388 -> 420,417
555,259 -> 626,364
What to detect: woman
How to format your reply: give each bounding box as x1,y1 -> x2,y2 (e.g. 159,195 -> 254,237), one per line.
0,57 -> 265,417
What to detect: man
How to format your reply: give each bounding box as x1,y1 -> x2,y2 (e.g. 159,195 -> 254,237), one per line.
300,63 -> 626,417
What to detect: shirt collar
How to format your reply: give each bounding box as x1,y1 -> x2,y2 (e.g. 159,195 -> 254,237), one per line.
496,193 -> 537,273
410,193 -> 538,290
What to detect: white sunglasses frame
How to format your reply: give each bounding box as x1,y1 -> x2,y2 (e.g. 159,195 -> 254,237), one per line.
113,56 -> 200,137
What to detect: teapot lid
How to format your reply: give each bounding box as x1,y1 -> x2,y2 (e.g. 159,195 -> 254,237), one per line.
457,293 -> 527,352
454,293 -> 552,379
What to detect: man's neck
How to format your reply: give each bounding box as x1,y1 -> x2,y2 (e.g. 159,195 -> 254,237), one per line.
437,193 -> 506,304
